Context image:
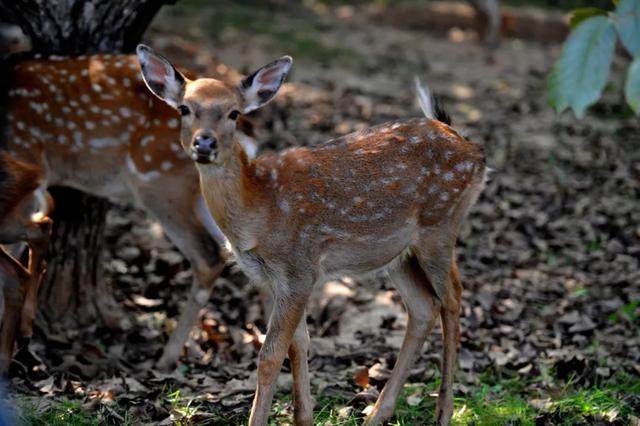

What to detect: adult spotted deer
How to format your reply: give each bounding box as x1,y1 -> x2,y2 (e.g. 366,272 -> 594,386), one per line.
0,151 -> 52,374
138,44 -> 486,426
2,53 -> 256,370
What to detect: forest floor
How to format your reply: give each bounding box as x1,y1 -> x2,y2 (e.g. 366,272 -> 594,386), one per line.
11,1 -> 640,425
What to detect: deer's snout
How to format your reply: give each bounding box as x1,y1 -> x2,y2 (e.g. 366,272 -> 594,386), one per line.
191,131 -> 218,164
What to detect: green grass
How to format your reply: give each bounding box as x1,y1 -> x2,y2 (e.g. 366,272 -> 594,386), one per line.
16,372 -> 640,425
265,372 -> 639,426
18,399 -> 101,426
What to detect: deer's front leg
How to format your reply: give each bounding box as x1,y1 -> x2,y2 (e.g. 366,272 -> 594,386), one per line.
249,282 -> 312,426
0,247 -> 30,375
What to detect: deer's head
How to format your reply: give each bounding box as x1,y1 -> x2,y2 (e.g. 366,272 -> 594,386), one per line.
136,45 -> 291,166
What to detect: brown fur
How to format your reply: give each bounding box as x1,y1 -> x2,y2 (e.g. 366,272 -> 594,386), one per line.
0,151 -> 40,222
3,54 -> 254,370
138,47 -> 486,426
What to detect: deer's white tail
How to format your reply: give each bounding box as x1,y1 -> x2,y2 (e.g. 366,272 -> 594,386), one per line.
415,77 -> 451,125
415,77 -> 434,120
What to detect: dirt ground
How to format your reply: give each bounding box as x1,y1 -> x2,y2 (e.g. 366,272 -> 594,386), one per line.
9,1 -> 640,425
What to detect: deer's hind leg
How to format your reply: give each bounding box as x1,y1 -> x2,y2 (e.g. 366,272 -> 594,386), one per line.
19,218 -> 52,343
413,231 -> 461,426
288,313 -> 315,426
435,259 -> 463,425
364,253 -> 441,426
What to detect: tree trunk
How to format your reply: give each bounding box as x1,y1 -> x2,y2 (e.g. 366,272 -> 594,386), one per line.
0,0 -> 176,332
0,0 -> 175,55
37,187 -> 117,332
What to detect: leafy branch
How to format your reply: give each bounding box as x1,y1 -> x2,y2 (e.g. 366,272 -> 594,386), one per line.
547,0 -> 640,117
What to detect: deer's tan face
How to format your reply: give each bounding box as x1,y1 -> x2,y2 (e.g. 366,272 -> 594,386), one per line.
179,79 -> 241,165
137,45 -> 291,166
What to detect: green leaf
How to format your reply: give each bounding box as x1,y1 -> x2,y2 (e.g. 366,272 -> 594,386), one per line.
621,300 -> 639,321
615,0 -> 640,57
626,58 -> 640,113
570,8 -> 609,29
547,16 -> 617,118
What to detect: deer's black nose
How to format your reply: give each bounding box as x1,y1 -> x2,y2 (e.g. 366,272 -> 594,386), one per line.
193,134 -> 217,155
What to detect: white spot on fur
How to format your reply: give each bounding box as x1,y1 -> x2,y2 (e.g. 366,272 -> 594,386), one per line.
89,137 -> 120,148
126,155 -> 160,182
141,136 -> 155,146
279,199 -> 290,213
455,160 -> 475,173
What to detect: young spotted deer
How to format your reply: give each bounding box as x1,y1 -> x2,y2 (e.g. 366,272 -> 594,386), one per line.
0,151 -> 52,374
138,45 -> 486,426
3,53 -> 258,370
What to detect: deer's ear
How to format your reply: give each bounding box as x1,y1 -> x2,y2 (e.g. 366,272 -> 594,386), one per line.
237,56 -> 292,114
136,44 -> 186,108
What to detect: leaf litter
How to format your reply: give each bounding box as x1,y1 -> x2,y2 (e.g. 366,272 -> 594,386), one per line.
8,2 -> 640,424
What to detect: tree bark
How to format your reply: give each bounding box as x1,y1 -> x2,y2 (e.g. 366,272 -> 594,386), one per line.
0,0 -> 175,55
0,0 -> 176,332
36,187 -> 115,331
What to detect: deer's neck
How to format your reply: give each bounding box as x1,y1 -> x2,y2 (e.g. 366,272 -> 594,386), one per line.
198,140 -> 266,251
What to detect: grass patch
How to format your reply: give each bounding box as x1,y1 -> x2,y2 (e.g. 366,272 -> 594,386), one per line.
270,372 -> 639,425
18,399 -> 100,426
14,373 -> 639,425
453,384 -> 536,425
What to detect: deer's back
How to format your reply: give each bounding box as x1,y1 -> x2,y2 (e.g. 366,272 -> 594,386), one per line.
254,117 -> 484,227
243,118 -> 485,273
5,55 -> 189,201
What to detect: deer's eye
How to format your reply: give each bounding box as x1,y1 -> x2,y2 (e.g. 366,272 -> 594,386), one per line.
228,110 -> 240,121
178,105 -> 190,116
